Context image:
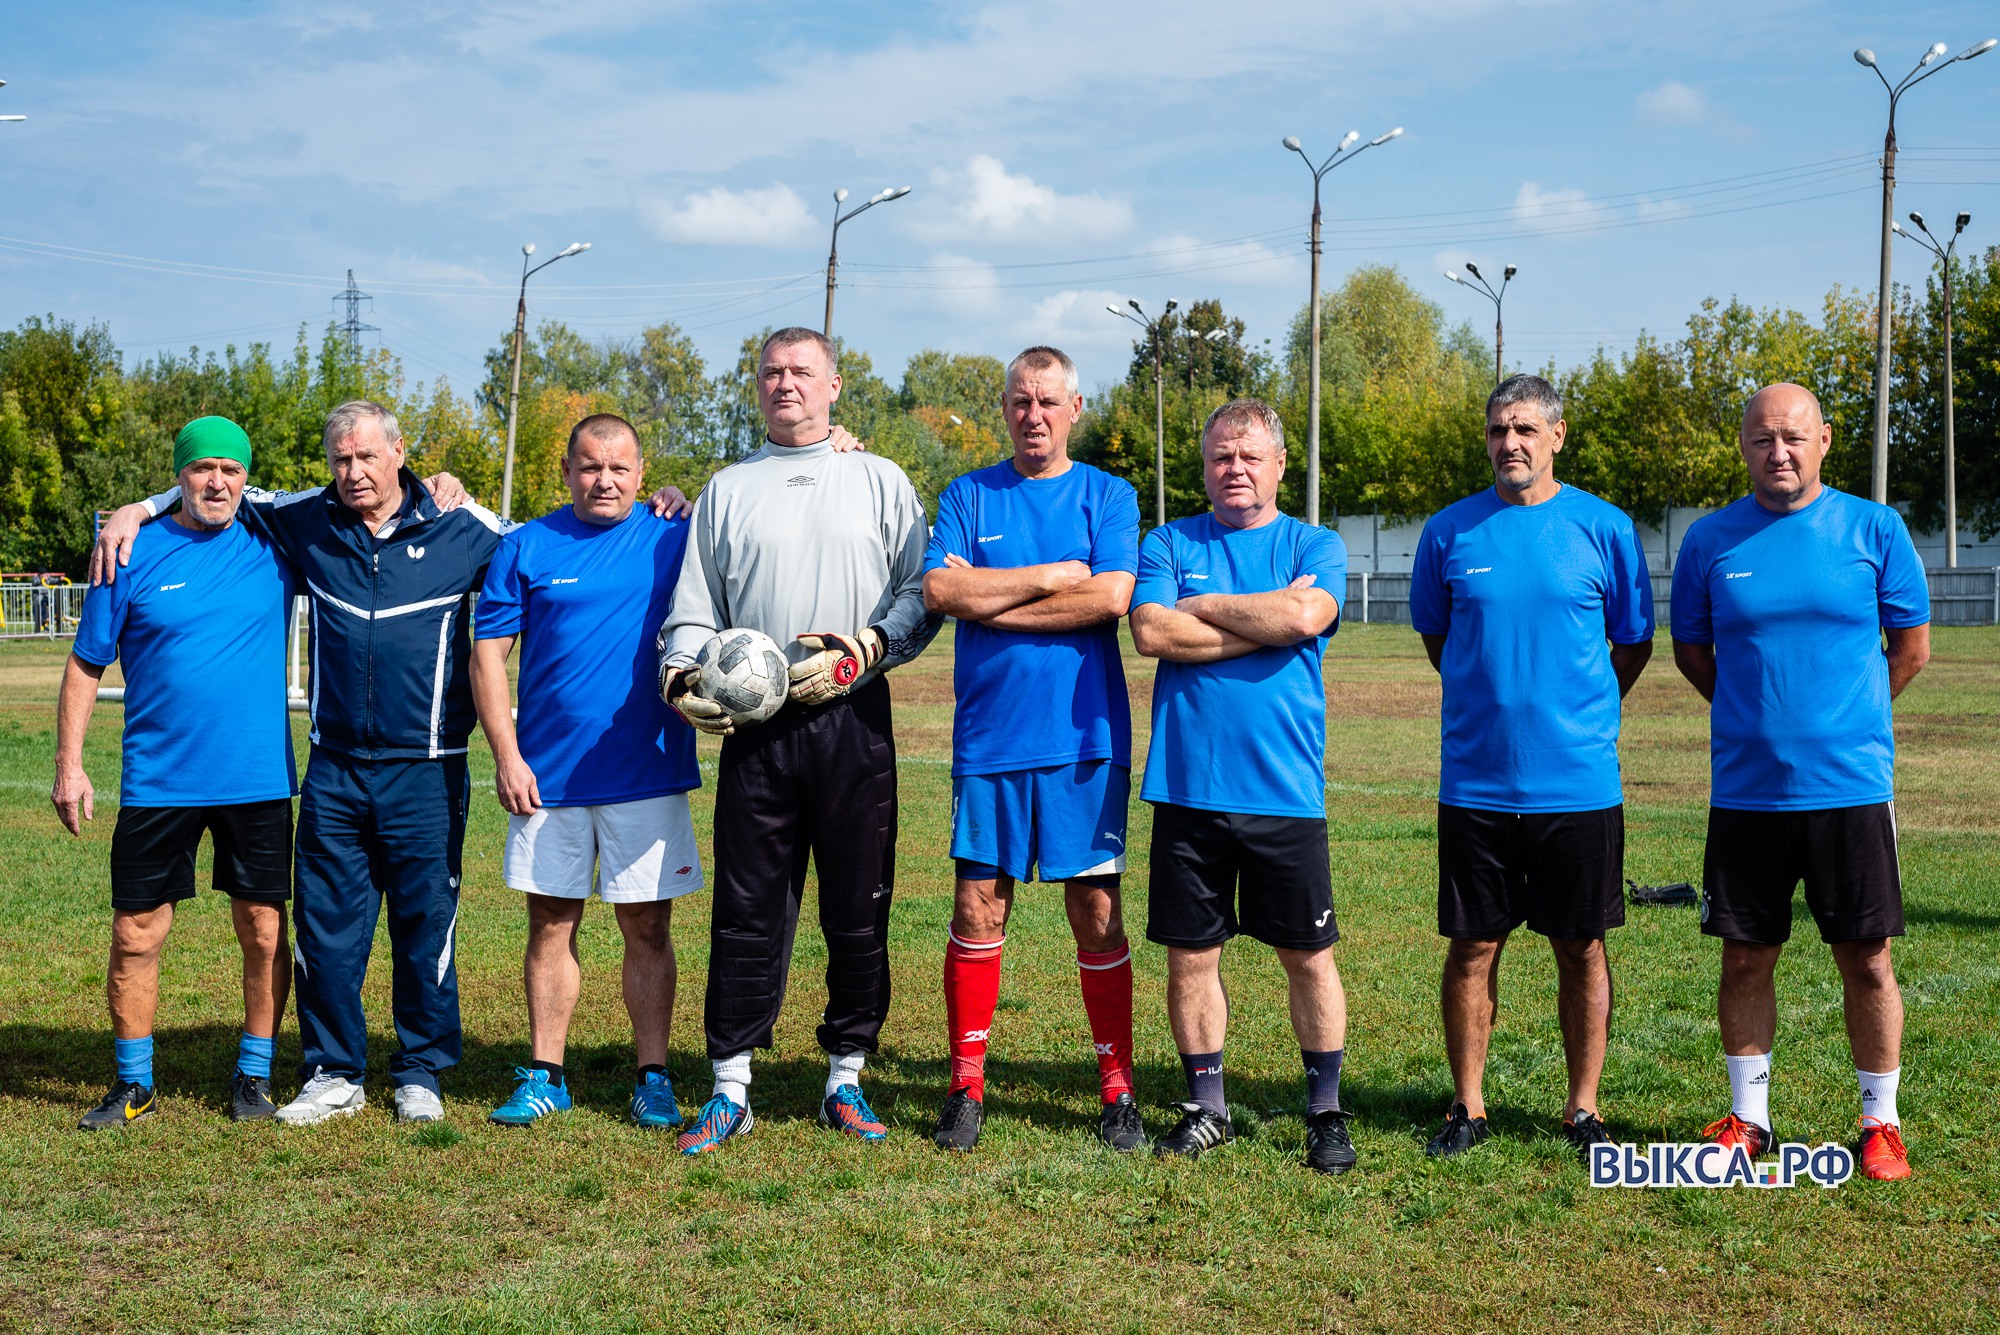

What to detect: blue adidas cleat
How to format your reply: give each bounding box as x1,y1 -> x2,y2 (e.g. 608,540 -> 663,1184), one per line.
489,1067 -> 572,1127
819,1084 -> 889,1143
630,1070 -> 684,1130
676,1093 -> 753,1155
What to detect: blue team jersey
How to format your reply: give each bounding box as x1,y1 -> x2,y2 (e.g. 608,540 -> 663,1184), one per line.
73,517 -> 298,807
923,461 -> 1140,777
1670,487 -> 1929,812
1409,485 -> 1655,813
475,506 -> 699,806
1132,513 -> 1348,818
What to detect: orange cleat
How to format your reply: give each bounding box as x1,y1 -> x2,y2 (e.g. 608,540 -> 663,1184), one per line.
1857,1117 -> 1911,1181
1701,1112 -> 1774,1155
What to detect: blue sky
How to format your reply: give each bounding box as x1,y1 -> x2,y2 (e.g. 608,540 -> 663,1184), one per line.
2,1 -> 1997,397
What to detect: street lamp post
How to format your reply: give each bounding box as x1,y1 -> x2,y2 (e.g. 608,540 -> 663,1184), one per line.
1444,262 -> 1517,387
501,240 -> 591,522
1894,209 -> 1972,567
1109,299 -> 1178,527
1282,125 -> 1403,528
824,185 -> 912,337
0,78 -> 24,123
1853,37 -> 1996,504
1186,326 -> 1227,433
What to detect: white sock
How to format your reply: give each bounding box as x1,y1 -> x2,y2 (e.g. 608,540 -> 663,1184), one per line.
1858,1067 -> 1900,1126
826,1050 -> 865,1097
1726,1052 -> 1772,1129
711,1052 -> 752,1107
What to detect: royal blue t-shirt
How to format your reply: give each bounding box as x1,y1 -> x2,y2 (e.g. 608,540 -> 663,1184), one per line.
923,461 -> 1140,777
1670,487 -> 1929,812
1409,485 -> 1655,813
73,518 -> 298,807
475,506 -> 699,806
1133,513 -> 1348,818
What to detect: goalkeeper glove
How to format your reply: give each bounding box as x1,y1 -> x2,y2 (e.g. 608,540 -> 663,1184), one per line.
660,664 -> 735,736
785,627 -> 885,707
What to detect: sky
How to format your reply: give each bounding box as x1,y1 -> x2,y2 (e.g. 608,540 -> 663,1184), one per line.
2,1 -> 1998,399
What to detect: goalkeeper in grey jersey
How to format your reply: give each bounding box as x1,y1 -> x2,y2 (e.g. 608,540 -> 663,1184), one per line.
659,325 -> 938,1153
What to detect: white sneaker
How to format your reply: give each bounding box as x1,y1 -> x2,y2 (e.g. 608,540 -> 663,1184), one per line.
276,1068 -> 366,1125
395,1084 -> 445,1123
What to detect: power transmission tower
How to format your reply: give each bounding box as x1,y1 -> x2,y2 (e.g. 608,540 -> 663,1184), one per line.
332,269 -> 378,355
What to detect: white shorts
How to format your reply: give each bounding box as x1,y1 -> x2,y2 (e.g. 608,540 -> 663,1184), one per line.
503,794 -> 704,904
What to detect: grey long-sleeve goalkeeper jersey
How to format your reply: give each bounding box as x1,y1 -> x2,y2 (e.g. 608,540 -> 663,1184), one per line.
659,434 -> 940,683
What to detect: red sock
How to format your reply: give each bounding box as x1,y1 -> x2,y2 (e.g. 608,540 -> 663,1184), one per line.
1078,946 -> 1135,1103
944,933 -> 1004,1101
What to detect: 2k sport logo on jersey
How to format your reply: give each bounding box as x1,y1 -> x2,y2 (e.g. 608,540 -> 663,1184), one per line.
1589,1141 -> 1855,1190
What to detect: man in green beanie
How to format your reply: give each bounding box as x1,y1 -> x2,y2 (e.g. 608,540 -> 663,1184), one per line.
55,416 -> 300,1127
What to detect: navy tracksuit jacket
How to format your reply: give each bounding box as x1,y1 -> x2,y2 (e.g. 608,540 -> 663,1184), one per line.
243,471 -> 503,1091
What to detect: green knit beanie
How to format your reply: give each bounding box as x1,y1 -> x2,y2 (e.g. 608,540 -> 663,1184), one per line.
172,416 -> 252,474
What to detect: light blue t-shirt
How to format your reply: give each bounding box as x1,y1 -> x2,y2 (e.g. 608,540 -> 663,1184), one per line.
1132,513 -> 1348,819
923,461 -> 1140,777
475,506 -> 699,806
1670,487 -> 1929,812
1409,485 -> 1655,813
73,518 -> 298,807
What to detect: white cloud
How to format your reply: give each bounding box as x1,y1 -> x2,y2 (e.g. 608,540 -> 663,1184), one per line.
1136,233 -> 1299,287
1019,289 -> 1140,354
641,184 -> 816,248
915,155 -> 1133,245
1636,197 -> 1693,223
921,252 -> 1003,316
1636,79 -> 1709,126
1512,183 -> 1612,237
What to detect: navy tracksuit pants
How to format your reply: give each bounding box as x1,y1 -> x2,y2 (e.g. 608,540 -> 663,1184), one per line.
293,749 -> 469,1093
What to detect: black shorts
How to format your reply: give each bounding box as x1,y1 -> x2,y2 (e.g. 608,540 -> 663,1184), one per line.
1437,803 -> 1626,941
1701,803 -> 1903,946
109,800 -> 294,912
1146,802 -> 1337,951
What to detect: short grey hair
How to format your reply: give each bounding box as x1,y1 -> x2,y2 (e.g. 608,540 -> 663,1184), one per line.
761,326 -> 839,372
1004,346 -> 1079,399
323,400 -> 404,452
1201,398 -> 1285,453
1486,373 -> 1562,424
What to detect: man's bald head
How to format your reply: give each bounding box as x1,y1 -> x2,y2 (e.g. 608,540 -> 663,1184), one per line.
1740,382 -> 1823,438
1738,381 -> 1831,514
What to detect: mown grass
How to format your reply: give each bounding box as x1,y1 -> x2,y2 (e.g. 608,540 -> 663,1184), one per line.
1,625 -> 1997,1333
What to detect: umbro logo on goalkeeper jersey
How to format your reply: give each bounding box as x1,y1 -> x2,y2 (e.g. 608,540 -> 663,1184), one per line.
786,475 -> 816,487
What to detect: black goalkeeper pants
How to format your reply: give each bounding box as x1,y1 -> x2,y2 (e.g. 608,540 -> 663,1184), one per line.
705,678 -> 898,1060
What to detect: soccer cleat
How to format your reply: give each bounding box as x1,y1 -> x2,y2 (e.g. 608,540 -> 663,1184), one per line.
276,1068 -> 366,1126
395,1084 -> 445,1124
934,1087 -> 985,1152
1701,1112 -> 1774,1156
230,1072 -> 278,1122
1098,1092 -> 1145,1153
1152,1101 -> 1233,1160
1425,1102 -> 1491,1158
820,1084 -> 889,1143
677,1094 -> 754,1155
488,1068 -> 569,1127
78,1079 -> 156,1131
1857,1117 -> 1911,1181
1562,1109 -> 1613,1162
630,1071 -> 684,1131
1304,1108 -> 1358,1175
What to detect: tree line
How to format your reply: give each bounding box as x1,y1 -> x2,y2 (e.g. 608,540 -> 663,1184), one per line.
1,249 -> 1995,576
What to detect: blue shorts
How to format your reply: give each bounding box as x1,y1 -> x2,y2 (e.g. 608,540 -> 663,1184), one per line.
950,761 -> 1130,884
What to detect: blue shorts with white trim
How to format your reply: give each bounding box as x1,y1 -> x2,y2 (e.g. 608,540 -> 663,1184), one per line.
950,761 -> 1129,884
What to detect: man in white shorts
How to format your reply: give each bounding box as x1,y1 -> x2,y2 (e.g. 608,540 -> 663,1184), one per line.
472,413 -> 703,1128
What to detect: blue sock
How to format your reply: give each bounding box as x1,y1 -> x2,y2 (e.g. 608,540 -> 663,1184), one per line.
1303,1048 -> 1344,1114
114,1035 -> 154,1089
237,1032 -> 275,1080
1180,1050 -> 1226,1117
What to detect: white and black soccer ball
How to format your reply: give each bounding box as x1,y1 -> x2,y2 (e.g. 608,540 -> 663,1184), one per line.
695,629 -> 789,727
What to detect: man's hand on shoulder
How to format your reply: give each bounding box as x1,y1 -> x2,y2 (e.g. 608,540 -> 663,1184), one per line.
830,425 -> 868,453
89,503 -> 156,587
646,486 -> 694,520
423,472 -> 469,510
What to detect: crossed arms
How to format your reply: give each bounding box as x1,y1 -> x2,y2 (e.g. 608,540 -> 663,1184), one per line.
922,556 -> 1134,633
1131,577 -> 1339,664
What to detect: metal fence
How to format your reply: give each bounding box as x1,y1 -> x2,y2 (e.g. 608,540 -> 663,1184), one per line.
0,582 -> 85,639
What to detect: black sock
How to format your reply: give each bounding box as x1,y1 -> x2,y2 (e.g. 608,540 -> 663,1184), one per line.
637,1064 -> 668,1081
1302,1048 -> 1344,1114
1180,1051 -> 1226,1117
531,1059 -> 565,1085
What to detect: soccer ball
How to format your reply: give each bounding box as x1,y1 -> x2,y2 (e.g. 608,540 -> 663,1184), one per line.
696,629 -> 789,727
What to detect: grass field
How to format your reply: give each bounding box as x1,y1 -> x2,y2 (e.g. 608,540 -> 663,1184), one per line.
2,623 -> 1998,1333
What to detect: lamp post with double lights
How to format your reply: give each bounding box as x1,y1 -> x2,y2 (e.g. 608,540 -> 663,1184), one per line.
1282,124 -> 1404,527
1444,262 -> 1517,387
1853,36 -> 1996,504
0,78 -> 24,123
1893,209 -> 1972,567
824,185 -> 912,337
1109,298 -> 1177,527
501,240 -> 591,522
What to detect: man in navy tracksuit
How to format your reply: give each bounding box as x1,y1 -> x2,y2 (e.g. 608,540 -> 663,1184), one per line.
103,400 -> 505,1123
